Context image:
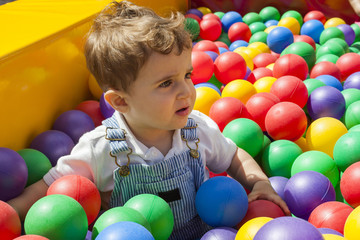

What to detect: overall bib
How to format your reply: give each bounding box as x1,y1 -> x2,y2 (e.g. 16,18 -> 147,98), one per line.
102,115 -> 211,239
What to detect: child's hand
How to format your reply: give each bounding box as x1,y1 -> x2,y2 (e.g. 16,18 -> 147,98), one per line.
247,180 -> 291,216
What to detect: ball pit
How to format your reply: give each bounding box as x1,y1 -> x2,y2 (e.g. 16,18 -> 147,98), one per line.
344,100 -> 360,129
300,19 -> 324,43
333,132 -> 360,172
318,228 -> 344,236
99,93 -> 115,119
293,34 -> 316,50
0,200 -> 21,240
315,75 -> 343,91
272,54 -> 308,80
75,100 -> 105,127
194,86 -> 221,116
191,50 -> 214,84
344,71 -> 360,90
246,67 -> 273,84
340,161 -> 360,208
221,11 -> 243,32
95,221 -> 155,240
200,19 -> 222,41
200,227 -> 237,240
266,27 -> 294,53
235,217 -> 273,240
269,176 -> 289,200
13,235 -> 50,240
310,62 -> 341,80
336,52 -> 360,81
221,79 -> 257,104
214,51 -> 247,84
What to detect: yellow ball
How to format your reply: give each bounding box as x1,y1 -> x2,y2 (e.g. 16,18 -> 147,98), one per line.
278,17 -> 300,35
221,79 -> 257,104
194,87 -> 221,116
233,49 -> 254,70
265,25 -> 277,34
235,217 -> 273,240
197,6 -> 212,15
254,76 -> 277,93
88,74 -> 103,100
266,63 -> 275,71
344,205 -> 360,240
306,117 -> 348,158
324,17 -> 346,28
323,234 -> 347,240
294,137 -> 310,152
248,42 -> 271,54
242,47 -> 262,59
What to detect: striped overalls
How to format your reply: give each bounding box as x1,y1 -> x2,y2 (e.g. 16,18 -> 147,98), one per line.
102,115 -> 211,239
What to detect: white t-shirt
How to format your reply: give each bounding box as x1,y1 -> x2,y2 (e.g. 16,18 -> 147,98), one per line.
43,110 -> 238,192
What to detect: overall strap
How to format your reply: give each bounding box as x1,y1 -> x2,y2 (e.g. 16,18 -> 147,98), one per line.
102,114 -> 130,155
180,118 -> 198,141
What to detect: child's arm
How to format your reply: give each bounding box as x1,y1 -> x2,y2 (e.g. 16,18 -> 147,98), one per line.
226,147 -> 291,215
7,179 -> 49,221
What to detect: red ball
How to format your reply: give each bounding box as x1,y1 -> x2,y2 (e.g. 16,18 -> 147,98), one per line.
273,54 -> 309,80
270,75 -> 308,108
214,51 -> 247,84
308,201 -> 353,235
310,61 -> 341,80
265,101 -> 307,141
228,22 -> 252,42
236,200 -> 285,228
202,13 -> 221,22
247,67 -> 273,84
214,41 -> 229,50
340,161 -> 360,208
336,53 -> 360,81
47,175 -> 101,225
191,50 -> 214,84
192,40 -> 220,54
200,19 -> 222,41
0,201 -> 21,240
253,53 -> 278,69
14,235 -> 50,240
293,35 -> 316,50
245,92 -> 280,131
209,97 -> 251,132
304,10 -> 326,24
75,100 -> 105,127
185,13 -> 201,24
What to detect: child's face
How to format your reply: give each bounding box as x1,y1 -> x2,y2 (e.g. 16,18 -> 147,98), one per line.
123,48 -> 195,133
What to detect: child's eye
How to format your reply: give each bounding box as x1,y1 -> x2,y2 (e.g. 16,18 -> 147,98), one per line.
159,80 -> 172,88
185,72 -> 192,79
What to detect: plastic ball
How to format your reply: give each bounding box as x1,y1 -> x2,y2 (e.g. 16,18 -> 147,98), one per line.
293,34 -> 316,50
316,75 -> 343,91
221,11 -> 243,32
351,23 -> 360,42
310,62 -> 341,81
344,205 -> 360,240
245,92 -> 280,131
195,82 -> 221,95
278,17 -> 300,35
24,194 -> 88,240
88,74 -> 103,100
316,42 -> 345,59
300,19 -> 324,43
235,217 -> 272,240
266,27 -> 294,53
0,148 -> 28,201
229,40 -> 248,51
304,10 -> 326,24
259,6 -> 280,22
14,235 -> 50,240
253,76 -> 276,93
324,18 -> 346,29
195,176 -> 248,227
269,176 -> 289,200
264,20 -> 278,27
194,87 -> 221,116
265,102 -> 307,141
223,118 -> 263,157
200,227 -> 237,240
221,79 -> 257,104
47,175 -> 101,225
308,201 -> 353,235
95,221 -> 154,240
248,22 -> 266,34
193,40 -> 220,54
202,13 -> 221,22
204,51 -> 219,63
253,216 -> 324,240
228,22 -> 252,42
307,86 -> 346,120
281,10 -> 303,26
214,51 -> 247,84
232,48 -> 254,70
252,53 -> 277,69
319,27 -> 345,45
316,54 -> 339,64
291,151 -> 339,187
0,200 -> 21,240
124,194 -> 174,240
17,149 -> 51,187
281,41 -> 316,70
30,130 -> 74,166
185,13 -> 201,24
186,8 -> 203,19
336,53 -> 360,81
249,31 -> 268,44
270,76 -> 308,108
185,17 -> 200,40
91,206 -> 151,240
284,171 -> 336,220
191,50 -> 214,85
342,89 -> 360,109
197,6 -> 211,15
344,71 -> 360,90
339,155 -> 360,207
344,100 -> 360,129
209,97 -> 251,131
337,24 -> 356,46
75,100 -> 105,127
323,234 -> 347,240
272,54 -> 308,80
200,19 -> 222,41
247,67 -> 273,84
99,93 -> 115,119
318,228 -> 344,236
243,12 -> 262,25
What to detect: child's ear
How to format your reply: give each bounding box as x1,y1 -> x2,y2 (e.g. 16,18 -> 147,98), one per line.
104,89 -> 129,113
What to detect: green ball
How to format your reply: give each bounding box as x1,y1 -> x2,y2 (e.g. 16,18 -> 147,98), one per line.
291,150 -> 339,187
207,74 -> 223,89
319,27 -> 345,45
249,22 -> 267,34
216,32 -> 231,46
349,124 -> 360,132
326,38 -> 349,54
341,88 -> 360,109
344,100 -> 360,129
254,134 -> 272,164
24,194 -> 88,240
17,148 -> 52,187
281,41 -> 316,70
281,10 -> 303,26
351,23 -> 360,42
223,118 -> 264,157
124,194 -> 174,240
303,78 -> 326,96
243,12 -> 262,25
92,206 -> 151,240
184,17 -> 200,41
315,53 -> 339,64
214,11 -> 225,20
333,132 -> 360,172
249,31 -> 268,44
259,6 -> 281,22
349,46 -> 360,53
335,181 -> 345,202
261,140 -> 303,178
316,42 -> 345,58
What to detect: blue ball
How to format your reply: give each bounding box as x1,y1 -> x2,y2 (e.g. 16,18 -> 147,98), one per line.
265,20 -> 279,28
267,27 -> 294,53
344,71 -> 360,90
195,83 -> 221,95
95,221 -> 155,240
221,11 -> 243,32
205,51 -> 219,62
218,47 -> 229,54
195,176 -> 248,227
300,19 -> 324,44
315,74 -> 343,91
229,40 -> 248,51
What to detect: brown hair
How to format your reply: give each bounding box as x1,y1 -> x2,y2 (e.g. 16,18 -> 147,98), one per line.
85,1 -> 192,92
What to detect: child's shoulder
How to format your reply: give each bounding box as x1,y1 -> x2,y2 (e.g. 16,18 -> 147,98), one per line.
189,110 -> 220,131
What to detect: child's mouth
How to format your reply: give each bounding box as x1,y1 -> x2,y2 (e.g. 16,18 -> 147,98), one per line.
176,107 -> 190,116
